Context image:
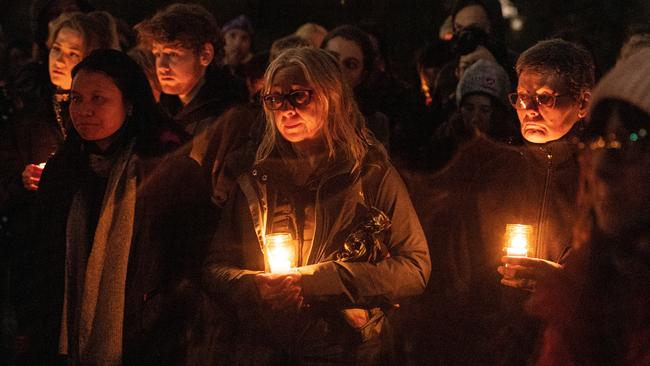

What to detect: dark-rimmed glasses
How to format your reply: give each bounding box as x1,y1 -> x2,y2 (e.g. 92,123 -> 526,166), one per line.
508,92 -> 571,110
262,90 -> 313,110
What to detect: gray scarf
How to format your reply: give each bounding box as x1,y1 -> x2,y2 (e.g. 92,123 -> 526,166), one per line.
60,141 -> 137,366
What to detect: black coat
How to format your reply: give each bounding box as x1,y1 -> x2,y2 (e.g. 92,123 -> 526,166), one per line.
0,87 -> 68,356
159,68 -> 247,136
34,139 -> 218,365
411,123 -> 583,365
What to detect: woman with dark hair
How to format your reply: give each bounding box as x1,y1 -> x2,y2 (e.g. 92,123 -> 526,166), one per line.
450,0 -> 513,77
35,49 -> 214,365
322,25 -> 391,148
202,47 -> 430,365
526,48 -> 650,366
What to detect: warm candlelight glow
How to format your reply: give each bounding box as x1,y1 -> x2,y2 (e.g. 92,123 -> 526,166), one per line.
264,233 -> 296,273
504,224 -> 532,257
37,162 -> 46,169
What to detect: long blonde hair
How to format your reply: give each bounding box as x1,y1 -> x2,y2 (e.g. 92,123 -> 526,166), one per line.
256,47 -> 372,171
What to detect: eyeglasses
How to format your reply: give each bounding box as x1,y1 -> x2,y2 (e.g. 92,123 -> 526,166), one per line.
508,92 -> 572,110
262,90 -> 313,110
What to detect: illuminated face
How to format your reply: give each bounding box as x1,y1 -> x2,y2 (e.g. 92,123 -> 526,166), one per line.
49,27 -> 84,89
325,36 -> 364,88
454,4 -> 491,33
460,93 -> 493,133
152,41 -> 210,100
70,70 -> 128,150
270,66 -> 323,145
516,70 -> 585,143
588,109 -> 650,235
223,29 -> 251,66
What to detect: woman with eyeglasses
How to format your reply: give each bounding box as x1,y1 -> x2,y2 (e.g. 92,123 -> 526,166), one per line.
413,38 -> 596,365
202,47 -> 430,365
527,47 -> 650,366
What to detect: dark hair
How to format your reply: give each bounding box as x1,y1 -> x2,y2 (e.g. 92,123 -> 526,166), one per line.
136,3 -> 223,63
516,38 -> 595,98
451,0 -> 507,41
70,48 -> 170,155
321,25 -> 378,84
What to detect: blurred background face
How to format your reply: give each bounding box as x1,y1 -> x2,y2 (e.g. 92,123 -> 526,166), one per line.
460,94 -> 492,133
324,36 -> 364,88
152,41 -> 207,98
516,70 -> 583,143
269,65 -> 323,144
49,27 -> 84,89
454,4 -> 491,33
588,109 -> 650,235
70,70 -> 127,148
223,28 -> 251,66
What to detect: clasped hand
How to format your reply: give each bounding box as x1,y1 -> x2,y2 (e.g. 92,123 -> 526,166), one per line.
254,272 -> 303,311
498,256 -> 563,292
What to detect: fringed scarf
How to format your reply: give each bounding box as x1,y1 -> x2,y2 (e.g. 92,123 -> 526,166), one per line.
60,141 -> 137,365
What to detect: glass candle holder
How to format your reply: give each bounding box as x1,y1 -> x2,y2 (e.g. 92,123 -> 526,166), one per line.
504,224 -> 533,257
264,233 -> 296,273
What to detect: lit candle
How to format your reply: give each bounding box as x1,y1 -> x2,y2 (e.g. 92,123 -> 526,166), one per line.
504,224 -> 532,257
264,233 -> 296,273
37,162 -> 46,169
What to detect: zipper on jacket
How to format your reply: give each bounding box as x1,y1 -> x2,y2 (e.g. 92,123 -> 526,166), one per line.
535,151 -> 553,258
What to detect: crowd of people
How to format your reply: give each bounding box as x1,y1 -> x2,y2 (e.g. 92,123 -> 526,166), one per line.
0,0 -> 648,365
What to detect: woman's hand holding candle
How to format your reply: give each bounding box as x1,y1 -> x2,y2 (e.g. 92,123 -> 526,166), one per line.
498,256 -> 563,291
21,163 -> 45,191
254,272 -> 303,311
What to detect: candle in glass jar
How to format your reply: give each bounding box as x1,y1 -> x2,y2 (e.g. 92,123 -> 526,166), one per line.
264,233 -> 296,273
504,224 -> 532,257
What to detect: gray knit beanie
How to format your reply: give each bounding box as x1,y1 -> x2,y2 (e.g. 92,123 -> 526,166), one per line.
456,59 -> 510,107
588,48 -> 650,119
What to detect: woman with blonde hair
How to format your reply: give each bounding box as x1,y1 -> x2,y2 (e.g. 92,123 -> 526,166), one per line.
202,47 -> 430,365
0,10 -> 119,364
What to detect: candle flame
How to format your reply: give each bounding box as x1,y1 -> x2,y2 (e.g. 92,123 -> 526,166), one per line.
504,224 -> 532,257
265,233 -> 295,273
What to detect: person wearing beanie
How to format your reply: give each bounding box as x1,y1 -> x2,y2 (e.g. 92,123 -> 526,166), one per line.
222,14 -> 254,68
527,47 -> 650,366
428,59 -> 518,171
454,59 -> 513,135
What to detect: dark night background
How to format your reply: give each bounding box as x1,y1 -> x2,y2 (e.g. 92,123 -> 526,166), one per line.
0,0 -> 649,82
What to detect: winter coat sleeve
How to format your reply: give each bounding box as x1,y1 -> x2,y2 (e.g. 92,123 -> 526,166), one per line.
202,186 -> 264,308
298,164 -> 431,306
